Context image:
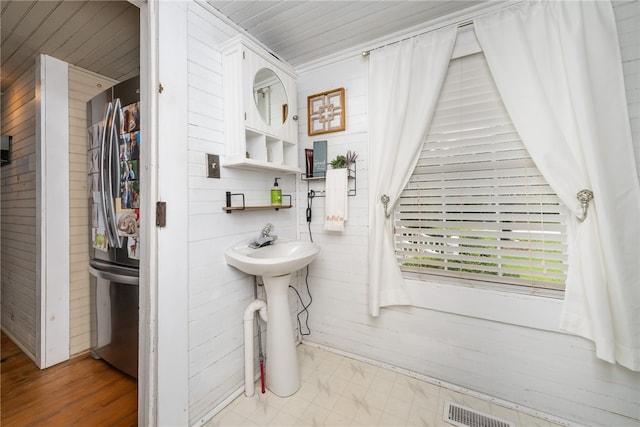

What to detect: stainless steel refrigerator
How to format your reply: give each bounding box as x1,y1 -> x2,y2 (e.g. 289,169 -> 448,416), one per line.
87,76 -> 140,378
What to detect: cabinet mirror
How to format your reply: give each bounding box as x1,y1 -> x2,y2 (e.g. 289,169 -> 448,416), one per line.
253,68 -> 287,128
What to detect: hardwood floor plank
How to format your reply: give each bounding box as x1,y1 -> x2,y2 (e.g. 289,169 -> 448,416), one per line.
1,331 -> 137,426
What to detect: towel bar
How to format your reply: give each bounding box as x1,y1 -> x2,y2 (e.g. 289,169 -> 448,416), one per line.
301,166 -> 356,197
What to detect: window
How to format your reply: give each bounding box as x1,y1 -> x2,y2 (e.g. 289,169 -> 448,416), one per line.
394,52 -> 567,292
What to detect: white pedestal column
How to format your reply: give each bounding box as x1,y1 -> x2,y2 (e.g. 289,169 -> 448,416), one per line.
262,273 -> 300,397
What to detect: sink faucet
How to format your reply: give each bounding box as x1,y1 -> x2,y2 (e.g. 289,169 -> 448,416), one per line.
250,223 -> 277,248
260,223 -> 274,239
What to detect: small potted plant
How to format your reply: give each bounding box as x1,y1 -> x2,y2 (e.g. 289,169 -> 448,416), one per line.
330,150 -> 357,169
330,154 -> 347,169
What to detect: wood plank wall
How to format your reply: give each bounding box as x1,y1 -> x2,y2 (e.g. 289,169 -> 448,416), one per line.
1,62 -> 117,359
1,65 -> 37,359
185,3 -> 302,424
292,3 -> 640,427
614,0 -> 640,177
67,66 -> 117,356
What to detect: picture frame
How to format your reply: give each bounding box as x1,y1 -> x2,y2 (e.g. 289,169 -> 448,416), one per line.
307,87 -> 345,136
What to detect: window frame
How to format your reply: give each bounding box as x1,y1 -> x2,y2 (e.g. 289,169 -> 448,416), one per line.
404,276 -> 565,332
394,34 -> 568,299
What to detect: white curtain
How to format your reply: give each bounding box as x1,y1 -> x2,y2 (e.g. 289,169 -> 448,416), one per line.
475,1 -> 640,371
367,26 -> 457,316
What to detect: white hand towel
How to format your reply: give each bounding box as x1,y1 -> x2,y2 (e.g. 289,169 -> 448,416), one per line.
324,168 -> 348,232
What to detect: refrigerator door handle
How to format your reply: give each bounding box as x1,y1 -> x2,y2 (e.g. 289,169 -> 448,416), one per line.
107,98 -> 124,249
114,99 -> 123,203
89,266 -> 139,286
100,101 -> 117,247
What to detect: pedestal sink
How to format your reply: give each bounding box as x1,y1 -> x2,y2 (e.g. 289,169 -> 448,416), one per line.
224,237 -> 320,397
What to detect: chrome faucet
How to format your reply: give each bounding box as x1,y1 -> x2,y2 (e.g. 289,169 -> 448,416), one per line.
250,223 -> 277,248
260,223 -> 274,238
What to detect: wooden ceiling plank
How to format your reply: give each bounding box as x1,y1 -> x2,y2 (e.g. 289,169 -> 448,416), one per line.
11,0 -> 62,38
250,1 -> 350,41
1,0 -> 38,36
1,0 -> 136,95
324,1 -> 477,54
79,26 -> 139,75
37,1 -> 109,58
2,1 -> 92,92
112,57 -> 141,83
77,7 -> 138,59
114,51 -> 141,79
210,0 -> 260,18
1,37 -> 23,63
0,1 -> 44,63
227,1 -> 294,26
99,45 -> 140,82
3,1 -> 73,68
236,2 -> 303,31
242,1 -> 317,34
2,36 -> 37,71
267,2 -> 395,52
50,1 -> 130,62
12,1 -> 92,60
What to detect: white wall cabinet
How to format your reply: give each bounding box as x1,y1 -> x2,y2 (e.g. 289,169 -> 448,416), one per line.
221,36 -> 300,173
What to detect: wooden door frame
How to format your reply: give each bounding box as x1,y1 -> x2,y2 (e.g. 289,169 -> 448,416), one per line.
34,54 -> 70,369
136,1 -> 190,425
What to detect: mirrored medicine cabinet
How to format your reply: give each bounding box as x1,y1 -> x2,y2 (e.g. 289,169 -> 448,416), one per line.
221,36 -> 300,173
253,68 -> 288,128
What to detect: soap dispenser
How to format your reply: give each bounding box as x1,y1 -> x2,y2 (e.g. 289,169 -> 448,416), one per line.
271,177 -> 282,206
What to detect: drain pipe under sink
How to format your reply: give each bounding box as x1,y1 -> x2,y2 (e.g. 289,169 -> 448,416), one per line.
244,298 -> 267,396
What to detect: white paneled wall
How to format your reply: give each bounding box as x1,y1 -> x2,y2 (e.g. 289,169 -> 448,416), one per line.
613,0 -> 640,179
295,6 -> 640,427
1,65 -> 37,359
186,3 -> 302,424
67,66 -> 117,356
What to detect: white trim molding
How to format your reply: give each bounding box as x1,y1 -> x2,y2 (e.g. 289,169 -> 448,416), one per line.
35,54 -> 70,369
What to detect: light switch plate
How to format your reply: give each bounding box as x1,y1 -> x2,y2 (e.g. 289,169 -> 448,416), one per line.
207,154 -> 220,178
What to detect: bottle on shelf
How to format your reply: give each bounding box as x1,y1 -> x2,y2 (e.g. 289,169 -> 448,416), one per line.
271,177 -> 282,205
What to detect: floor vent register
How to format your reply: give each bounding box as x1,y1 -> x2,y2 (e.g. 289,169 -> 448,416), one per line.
443,401 -> 516,427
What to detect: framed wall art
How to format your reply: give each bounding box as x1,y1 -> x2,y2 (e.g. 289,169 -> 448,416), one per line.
307,87 -> 345,136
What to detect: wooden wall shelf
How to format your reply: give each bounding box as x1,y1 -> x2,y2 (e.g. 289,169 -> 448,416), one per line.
222,205 -> 293,213
223,191 -> 292,213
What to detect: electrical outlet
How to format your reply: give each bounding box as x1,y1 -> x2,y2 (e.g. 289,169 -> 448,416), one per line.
207,154 -> 220,178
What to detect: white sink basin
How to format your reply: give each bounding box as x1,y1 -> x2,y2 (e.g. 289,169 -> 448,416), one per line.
224,237 -> 320,277
226,237 -> 320,397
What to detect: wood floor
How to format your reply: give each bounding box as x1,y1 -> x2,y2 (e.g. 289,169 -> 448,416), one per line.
1,331 -> 137,426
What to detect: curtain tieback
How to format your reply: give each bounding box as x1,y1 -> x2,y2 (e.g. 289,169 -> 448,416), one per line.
576,189 -> 594,223
381,194 -> 392,218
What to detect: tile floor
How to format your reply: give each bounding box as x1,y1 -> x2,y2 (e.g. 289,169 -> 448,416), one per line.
206,344 -> 565,427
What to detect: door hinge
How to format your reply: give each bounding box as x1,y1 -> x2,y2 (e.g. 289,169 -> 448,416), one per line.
158,83 -> 164,94
156,202 -> 167,227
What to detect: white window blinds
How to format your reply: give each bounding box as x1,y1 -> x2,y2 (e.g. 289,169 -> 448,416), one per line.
394,52 -> 568,291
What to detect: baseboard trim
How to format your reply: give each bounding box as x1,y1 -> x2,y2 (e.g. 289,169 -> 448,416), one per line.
1,327 -> 37,364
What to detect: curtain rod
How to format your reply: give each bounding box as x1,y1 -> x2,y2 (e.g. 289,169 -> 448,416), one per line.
360,0 -> 523,58
361,19 -> 473,57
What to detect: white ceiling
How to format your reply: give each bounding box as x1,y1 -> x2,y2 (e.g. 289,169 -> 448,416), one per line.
1,0 -> 487,94
207,1 -> 486,67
